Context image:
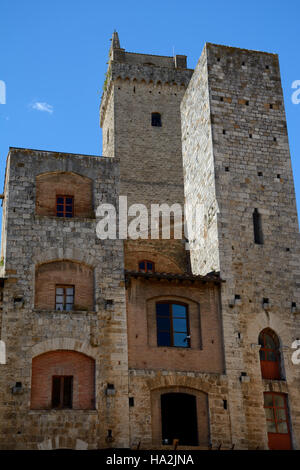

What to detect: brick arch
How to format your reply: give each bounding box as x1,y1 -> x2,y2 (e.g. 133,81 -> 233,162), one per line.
31,350 -> 95,410
146,373 -> 218,394
31,338 -> 96,359
125,250 -> 183,273
32,249 -> 96,267
36,171 -> 93,218
35,260 -> 94,311
150,385 -> 210,447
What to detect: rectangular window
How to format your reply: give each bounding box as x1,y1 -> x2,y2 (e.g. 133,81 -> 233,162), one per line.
55,285 -> 74,311
52,376 -> 73,409
264,393 -> 289,434
138,260 -> 155,273
56,195 -> 74,218
151,113 -> 162,127
156,303 -> 190,348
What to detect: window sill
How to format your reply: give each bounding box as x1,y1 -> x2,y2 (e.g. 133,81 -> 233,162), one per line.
34,214 -> 96,222
33,309 -> 96,315
29,409 -> 98,414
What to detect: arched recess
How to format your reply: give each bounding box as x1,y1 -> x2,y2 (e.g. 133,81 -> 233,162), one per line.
125,249 -> 183,273
36,171 -> 93,218
31,350 -> 95,410
259,328 -> 283,380
151,386 -> 209,447
35,260 -> 94,311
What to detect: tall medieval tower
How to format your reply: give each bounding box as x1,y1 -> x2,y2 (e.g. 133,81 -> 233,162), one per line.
100,31 -> 193,209
181,43 -> 300,449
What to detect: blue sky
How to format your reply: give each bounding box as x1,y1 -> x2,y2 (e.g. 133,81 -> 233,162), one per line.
0,0 -> 300,215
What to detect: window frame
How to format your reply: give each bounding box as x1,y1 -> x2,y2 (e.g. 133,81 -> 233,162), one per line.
259,329 -> 281,380
56,195 -> 74,218
138,260 -> 155,273
253,208 -> 263,244
55,284 -> 75,311
156,301 -> 190,348
264,392 -> 290,435
51,375 -> 73,409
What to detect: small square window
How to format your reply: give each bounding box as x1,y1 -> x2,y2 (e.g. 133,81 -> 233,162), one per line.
151,113 -> 162,127
139,260 -> 155,273
56,195 -> 74,218
55,285 -> 74,311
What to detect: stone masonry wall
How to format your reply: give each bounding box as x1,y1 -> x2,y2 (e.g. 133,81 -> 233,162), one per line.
0,148 -> 129,449
181,43 -> 300,449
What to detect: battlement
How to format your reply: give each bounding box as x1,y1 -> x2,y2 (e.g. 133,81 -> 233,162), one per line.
100,32 -> 193,128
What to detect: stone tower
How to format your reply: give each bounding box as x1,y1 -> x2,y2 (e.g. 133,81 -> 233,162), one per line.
181,43 -> 300,449
100,31 -> 194,275
100,31 -> 193,208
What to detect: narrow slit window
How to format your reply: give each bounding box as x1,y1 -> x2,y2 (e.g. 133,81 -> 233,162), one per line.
151,113 -> 162,127
253,208 -> 263,245
56,195 -> 74,218
55,285 -> 74,311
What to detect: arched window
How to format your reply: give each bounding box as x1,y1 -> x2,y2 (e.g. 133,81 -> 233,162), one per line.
138,260 -> 155,273
253,208 -> 263,244
156,302 -> 190,348
259,329 -> 282,380
151,112 -> 162,127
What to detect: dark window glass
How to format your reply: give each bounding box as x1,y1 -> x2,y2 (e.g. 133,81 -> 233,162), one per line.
138,260 -> 155,273
253,208 -> 263,244
139,261 -> 145,272
151,113 -> 162,127
156,303 -> 189,348
56,195 -> 74,218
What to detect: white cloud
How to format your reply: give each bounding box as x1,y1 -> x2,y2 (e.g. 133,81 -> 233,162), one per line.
31,101 -> 53,114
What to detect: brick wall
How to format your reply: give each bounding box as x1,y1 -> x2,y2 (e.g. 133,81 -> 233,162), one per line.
127,278 -> 224,373
35,260 -> 94,311
31,350 -> 95,409
36,172 -> 93,218
125,248 -> 183,273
